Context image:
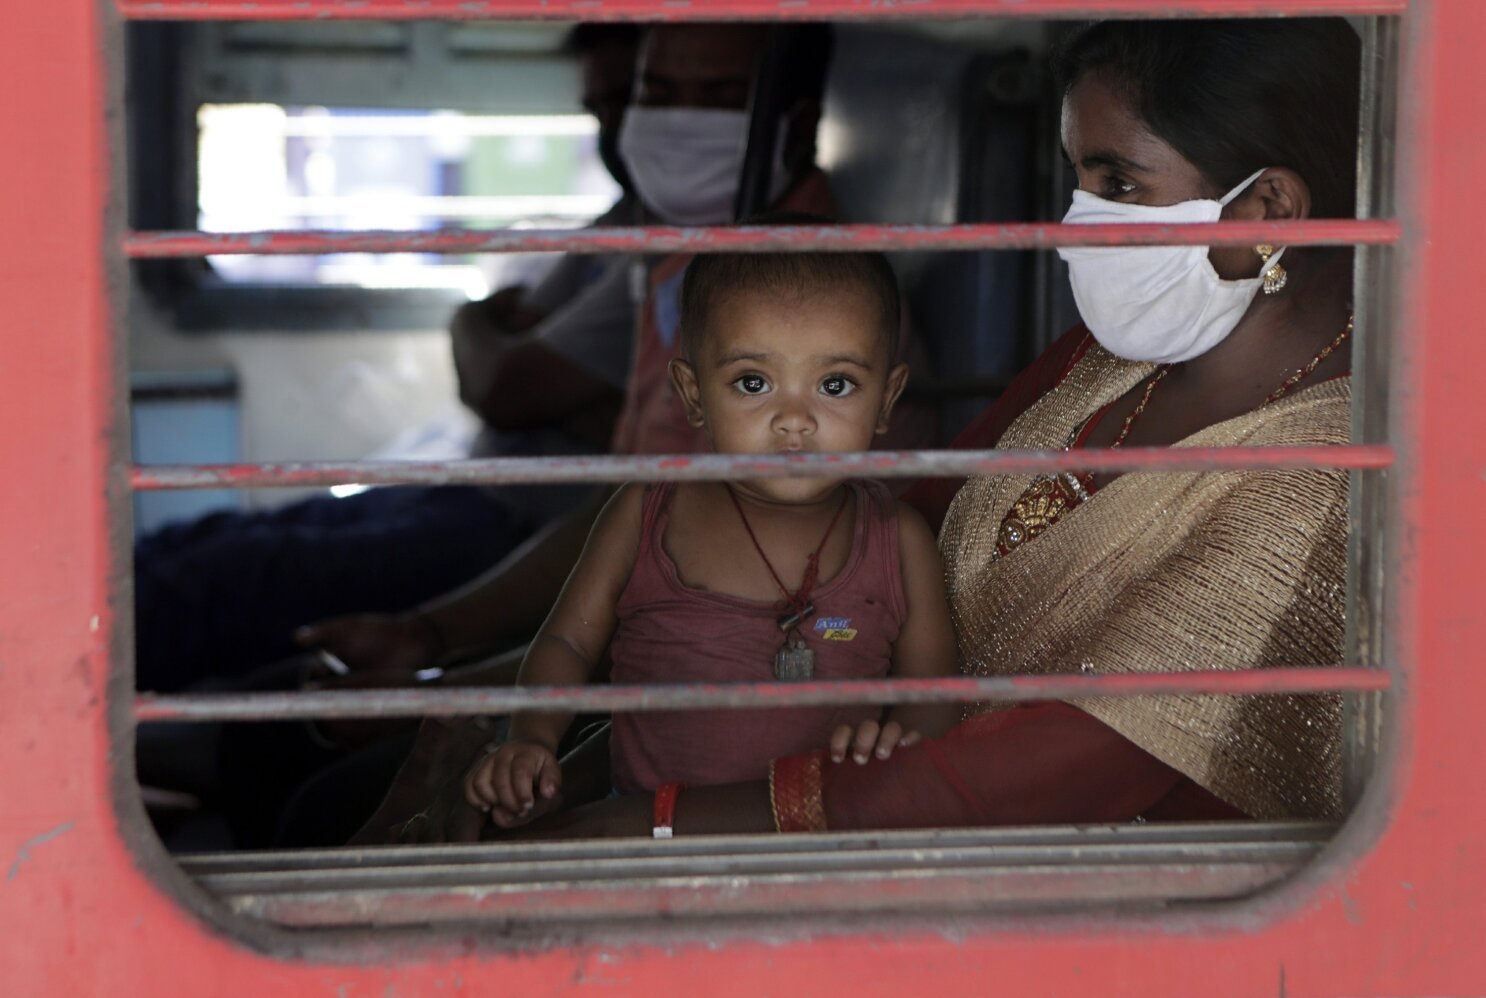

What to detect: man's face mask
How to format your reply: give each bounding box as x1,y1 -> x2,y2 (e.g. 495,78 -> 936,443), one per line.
617,105 -> 791,225
1056,168 -> 1286,364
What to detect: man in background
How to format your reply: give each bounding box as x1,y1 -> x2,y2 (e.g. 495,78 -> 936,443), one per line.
134,24 -> 647,693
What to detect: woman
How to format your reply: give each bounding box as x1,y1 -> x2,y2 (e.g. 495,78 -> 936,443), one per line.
496,16 -> 1362,841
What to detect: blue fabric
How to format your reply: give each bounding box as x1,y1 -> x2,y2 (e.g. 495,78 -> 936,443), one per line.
134,485 -> 530,691
651,265 -> 687,349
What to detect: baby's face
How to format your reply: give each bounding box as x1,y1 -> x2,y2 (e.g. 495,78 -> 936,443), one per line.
669,285 -> 907,504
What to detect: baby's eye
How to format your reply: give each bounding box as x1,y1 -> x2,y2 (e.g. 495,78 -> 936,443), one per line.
820,376 -> 858,398
732,374 -> 770,396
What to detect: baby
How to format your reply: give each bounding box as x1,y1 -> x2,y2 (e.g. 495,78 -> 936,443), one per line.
466,249 -> 958,826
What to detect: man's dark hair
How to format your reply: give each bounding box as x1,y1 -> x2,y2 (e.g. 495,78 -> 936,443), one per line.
774,24 -> 834,107
562,23 -> 645,56
679,214 -> 900,363
1054,19 -> 1361,218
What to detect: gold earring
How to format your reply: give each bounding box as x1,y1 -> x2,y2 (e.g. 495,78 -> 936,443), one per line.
1255,244 -> 1288,295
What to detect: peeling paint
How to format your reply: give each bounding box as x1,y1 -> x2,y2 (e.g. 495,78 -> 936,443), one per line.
5,821 -> 75,882
122,219 -> 1401,258
114,0 -> 1412,23
133,666 -> 1388,722
128,445 -> 1395,492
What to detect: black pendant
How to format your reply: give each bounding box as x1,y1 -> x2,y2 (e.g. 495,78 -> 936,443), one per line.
776,602 -> 815,633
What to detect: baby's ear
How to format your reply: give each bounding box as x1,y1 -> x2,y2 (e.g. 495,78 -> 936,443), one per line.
876,363 -> 911,434
669,358 -> 707,428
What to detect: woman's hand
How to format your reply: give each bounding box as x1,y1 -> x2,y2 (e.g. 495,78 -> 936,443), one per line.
829,719 -> 921,765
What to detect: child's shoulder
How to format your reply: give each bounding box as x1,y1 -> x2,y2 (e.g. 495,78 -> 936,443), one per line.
852,480 -> 925,527
599,482 -> 651,531
618,480 -> 722,537
890,493 -> 938,553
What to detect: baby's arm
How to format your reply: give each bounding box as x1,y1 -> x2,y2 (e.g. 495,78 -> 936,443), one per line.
830,500 -> 959,764
465,484 -> 644,824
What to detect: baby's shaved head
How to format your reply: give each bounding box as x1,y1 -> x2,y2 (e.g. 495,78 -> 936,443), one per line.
679,243 -> 901,365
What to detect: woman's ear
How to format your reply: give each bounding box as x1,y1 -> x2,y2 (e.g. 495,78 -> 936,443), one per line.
1212,167 -> 1315,280
669,358 -> 707,429
875,363 -> 911,435
1254,167 -> 1312,221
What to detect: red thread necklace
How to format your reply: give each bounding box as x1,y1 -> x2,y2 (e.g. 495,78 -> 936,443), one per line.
726,485 -> 850,679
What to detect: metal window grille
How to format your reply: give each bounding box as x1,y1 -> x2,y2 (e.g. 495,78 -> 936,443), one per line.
6,0 -> 1485,990
125,0 -> 1395,921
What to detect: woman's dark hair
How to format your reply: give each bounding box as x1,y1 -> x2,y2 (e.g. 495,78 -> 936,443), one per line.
1054,19 -> 1362,218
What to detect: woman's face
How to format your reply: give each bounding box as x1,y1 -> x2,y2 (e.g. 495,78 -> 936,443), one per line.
1060,70 -> 1263,279
1060,72 -> 1217,205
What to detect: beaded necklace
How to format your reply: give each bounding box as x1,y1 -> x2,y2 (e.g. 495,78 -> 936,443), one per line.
1114,314 -> 1355,447
993,315 -> 1354,560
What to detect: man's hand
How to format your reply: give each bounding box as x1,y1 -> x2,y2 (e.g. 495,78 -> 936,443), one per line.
829,718 -> 921,765
394,774 -> 488,845
500,793 -> 651,841
451,286 -> 537,337
294,612 -> 439,677
464,739 -> 563,826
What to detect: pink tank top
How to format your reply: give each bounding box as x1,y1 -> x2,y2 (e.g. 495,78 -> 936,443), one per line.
609,480 -> 907,793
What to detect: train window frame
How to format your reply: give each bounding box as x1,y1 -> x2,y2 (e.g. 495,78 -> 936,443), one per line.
32,0 -> 1447,972
113,13 -> 1406,942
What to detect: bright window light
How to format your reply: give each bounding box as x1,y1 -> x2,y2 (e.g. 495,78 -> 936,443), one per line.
197,104 -> 621,295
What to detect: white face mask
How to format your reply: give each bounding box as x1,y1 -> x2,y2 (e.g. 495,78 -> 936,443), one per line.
1056,168 -> 1285,364
617,105 -> 791,225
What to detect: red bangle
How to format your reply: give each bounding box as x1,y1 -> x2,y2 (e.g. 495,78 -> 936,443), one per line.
652,782 -> 684,839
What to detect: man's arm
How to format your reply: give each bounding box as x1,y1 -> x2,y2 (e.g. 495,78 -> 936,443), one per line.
296,488 -> 609,674
418,487 -> 609,654
450,304 -> 620,431
452,254 -> 635,432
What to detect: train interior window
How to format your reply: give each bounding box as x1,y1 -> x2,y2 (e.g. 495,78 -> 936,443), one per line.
122,14 -> 1393,932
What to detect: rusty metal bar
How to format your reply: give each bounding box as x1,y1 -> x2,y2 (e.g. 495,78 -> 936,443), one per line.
117,0 -> 1409,24
179,821 -> 1334,874
178,823 -> 1331,929
198,839 -> 1320,895
130,445 -> 1395,491
134,666 -> 1388,722
124,220 -> 1400,259
213,860 -> 1308,926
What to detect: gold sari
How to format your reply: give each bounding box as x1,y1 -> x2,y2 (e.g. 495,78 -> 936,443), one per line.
939,343 -> 1350,820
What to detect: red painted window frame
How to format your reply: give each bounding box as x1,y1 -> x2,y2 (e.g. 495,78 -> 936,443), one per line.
3,0 -> 1484,992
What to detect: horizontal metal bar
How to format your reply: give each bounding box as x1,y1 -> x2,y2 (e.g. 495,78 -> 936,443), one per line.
220,862 -> 1308,926
182,824 -> 1332,926
118,0 -> 1409,24
135,667 -> 1388,722
178,821 -> 1334,875
125,220 -> 1400,259
198,840 -> 1322,896
131,445 -> 1395,491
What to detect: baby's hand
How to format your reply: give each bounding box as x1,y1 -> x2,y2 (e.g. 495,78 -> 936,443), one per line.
829,719 -> 922,765
464,739 -> 562,825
